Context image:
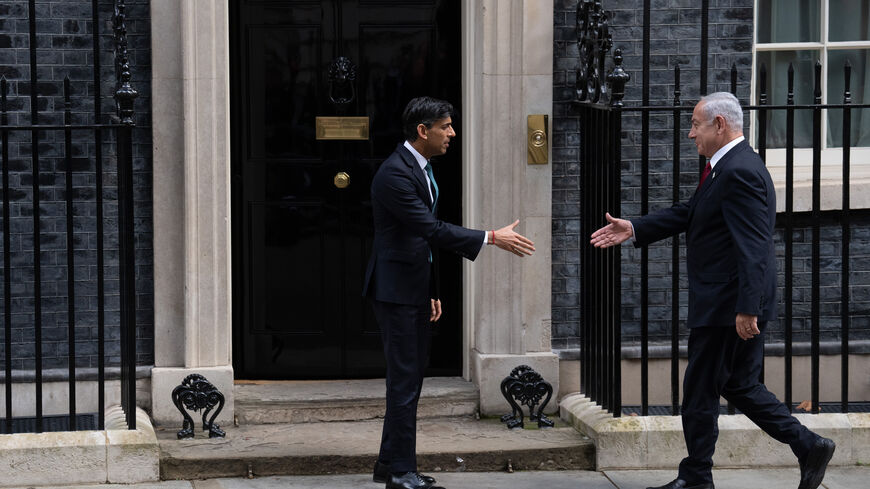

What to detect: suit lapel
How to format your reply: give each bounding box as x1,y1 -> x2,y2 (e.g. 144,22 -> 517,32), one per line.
397,143 -> 433,206
689,140 -> 747,219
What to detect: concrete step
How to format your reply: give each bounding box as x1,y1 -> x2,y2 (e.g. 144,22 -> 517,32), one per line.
156,417 -> 595,480
234,377 -> 479,425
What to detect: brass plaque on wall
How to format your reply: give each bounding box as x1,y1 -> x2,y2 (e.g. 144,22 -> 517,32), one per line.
315,116 -> 370,140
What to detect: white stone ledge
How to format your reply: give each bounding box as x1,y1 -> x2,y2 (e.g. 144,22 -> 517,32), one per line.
560,393 -> 870,470
766,148 -> 870,212
0,406 -> 159,487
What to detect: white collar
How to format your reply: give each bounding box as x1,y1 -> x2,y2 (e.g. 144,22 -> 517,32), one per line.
710,135 -> 744,169
404,140 -> 429,171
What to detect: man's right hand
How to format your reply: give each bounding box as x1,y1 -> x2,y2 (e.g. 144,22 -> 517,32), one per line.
590,212 -> 633,248
493,220 -> 535,256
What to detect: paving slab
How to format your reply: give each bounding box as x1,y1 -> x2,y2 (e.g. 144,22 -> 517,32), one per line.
158,417 -> 594,480
604,467 -> 862,489
6,483 -> 193,489
8,467 -> 870,488
819,466 -> 870,489
202,471 -> 614,489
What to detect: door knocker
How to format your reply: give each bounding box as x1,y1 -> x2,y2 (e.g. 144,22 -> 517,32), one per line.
328,56 -> 357,105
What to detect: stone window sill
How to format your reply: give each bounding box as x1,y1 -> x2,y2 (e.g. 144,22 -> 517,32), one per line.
765,147 -> 870,213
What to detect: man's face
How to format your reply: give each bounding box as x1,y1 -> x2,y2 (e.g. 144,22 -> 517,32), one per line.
419,116 -> 455,158
688,102 -> 720,159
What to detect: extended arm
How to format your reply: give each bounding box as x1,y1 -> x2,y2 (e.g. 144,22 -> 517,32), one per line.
372,165 -> 485,256
630,201 -> 691,247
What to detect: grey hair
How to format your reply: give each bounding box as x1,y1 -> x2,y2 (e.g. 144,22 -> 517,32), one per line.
699,92 -> 743,132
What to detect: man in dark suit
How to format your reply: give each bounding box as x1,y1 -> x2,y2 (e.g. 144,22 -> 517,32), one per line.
590,92 -> 835,489
363,96 -> 535,489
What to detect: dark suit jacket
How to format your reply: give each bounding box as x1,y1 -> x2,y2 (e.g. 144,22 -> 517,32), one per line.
363,143 -> 485,305
631,140 -> 777,328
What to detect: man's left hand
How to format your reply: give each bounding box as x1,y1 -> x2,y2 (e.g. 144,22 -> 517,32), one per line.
736,312 -> 760,340
430,299 -> 442,323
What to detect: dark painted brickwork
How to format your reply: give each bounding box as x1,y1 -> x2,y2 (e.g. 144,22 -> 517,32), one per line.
0,0 -> 152,371
553,0 -> 870,352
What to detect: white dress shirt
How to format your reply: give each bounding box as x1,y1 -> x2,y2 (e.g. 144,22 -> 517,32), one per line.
709,135 -> 744,170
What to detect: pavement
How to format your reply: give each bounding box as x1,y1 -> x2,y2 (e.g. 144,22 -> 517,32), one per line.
9,467 -> 869,489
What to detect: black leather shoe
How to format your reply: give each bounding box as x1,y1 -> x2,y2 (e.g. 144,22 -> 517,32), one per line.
386,471 -> 442,489
646,479 -> 714,489
798,436 -> 836,489
373,461 -> 436,486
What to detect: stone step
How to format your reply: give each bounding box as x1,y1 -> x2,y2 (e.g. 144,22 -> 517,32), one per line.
156,417 -> 595,480
234,377 -> 479,425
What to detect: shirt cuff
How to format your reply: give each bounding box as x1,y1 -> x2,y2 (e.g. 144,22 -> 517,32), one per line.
629,221 -> 636,244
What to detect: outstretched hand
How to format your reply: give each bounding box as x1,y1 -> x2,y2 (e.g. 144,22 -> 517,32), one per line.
590,213 -> 633,248
493,220 -> 535,257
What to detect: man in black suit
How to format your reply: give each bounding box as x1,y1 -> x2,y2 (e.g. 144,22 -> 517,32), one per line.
363,96 -> 535,489
590,92 -> 835,489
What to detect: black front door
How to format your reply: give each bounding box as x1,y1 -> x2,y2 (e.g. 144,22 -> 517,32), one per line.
230,0 -> 463,379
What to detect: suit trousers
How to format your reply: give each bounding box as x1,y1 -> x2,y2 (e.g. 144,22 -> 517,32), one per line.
371,299 -> 432,473
678,323 -> 817,483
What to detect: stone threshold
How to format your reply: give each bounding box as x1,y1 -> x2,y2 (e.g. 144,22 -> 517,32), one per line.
560,393 -> 870,471
234,376 -> 479,424
157,417 -> 594,480
0,406 -> 159,488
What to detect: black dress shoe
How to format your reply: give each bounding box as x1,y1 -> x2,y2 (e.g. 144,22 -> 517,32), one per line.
373,461 -> 436,485
386,471 -> 442,489
646,478 -> 714,489
798,436 -> 836,489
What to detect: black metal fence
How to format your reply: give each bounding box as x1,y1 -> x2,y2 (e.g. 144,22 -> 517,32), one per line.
577,0 -> 869,418
0,0 -> 138,432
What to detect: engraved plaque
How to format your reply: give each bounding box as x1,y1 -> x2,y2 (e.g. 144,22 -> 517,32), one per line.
315,116 -> 370,140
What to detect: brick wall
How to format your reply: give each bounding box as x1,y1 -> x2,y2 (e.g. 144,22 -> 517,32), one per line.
0,0 -> 152,372
553,0 -> 870,354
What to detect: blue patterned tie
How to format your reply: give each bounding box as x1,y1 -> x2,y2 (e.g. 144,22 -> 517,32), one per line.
425,162 -> 439,263
424,162 -> 439,213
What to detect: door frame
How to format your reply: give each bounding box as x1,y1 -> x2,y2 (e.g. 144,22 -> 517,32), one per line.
151,0 -> 555,419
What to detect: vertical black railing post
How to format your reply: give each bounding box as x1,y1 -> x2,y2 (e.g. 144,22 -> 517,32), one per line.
596,104 -> 604,411
841,60 -> 852,413
758,64 -> 767,163
784,63 -> 795,411
580,104 -> 588,398
114,0 -> 139,430
92,0 -> 107,431
810,61 -> 822,414
700,0 -> 708,96
640,0 -> 653,416
604,106 -> 614,413
28,0 -> 43,433
730,63 -> 737,96
670,64 -> 681,417
595,106 -> 603,408
607,50 -> 628,417
1,77 -> 11,434
63,77 -> 77,430
699,0 -> 709,178
757,64 -> 767,386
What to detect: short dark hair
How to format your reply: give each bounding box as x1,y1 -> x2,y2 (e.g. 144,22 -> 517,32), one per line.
402,96 -> 454,142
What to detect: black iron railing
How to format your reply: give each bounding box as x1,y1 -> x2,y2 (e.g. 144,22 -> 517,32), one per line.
576,0 -> 868,418
0,0 -> 138,432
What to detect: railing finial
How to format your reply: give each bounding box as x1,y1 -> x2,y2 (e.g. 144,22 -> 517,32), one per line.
607,48 -> 630,108
114,0 -> 138,125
